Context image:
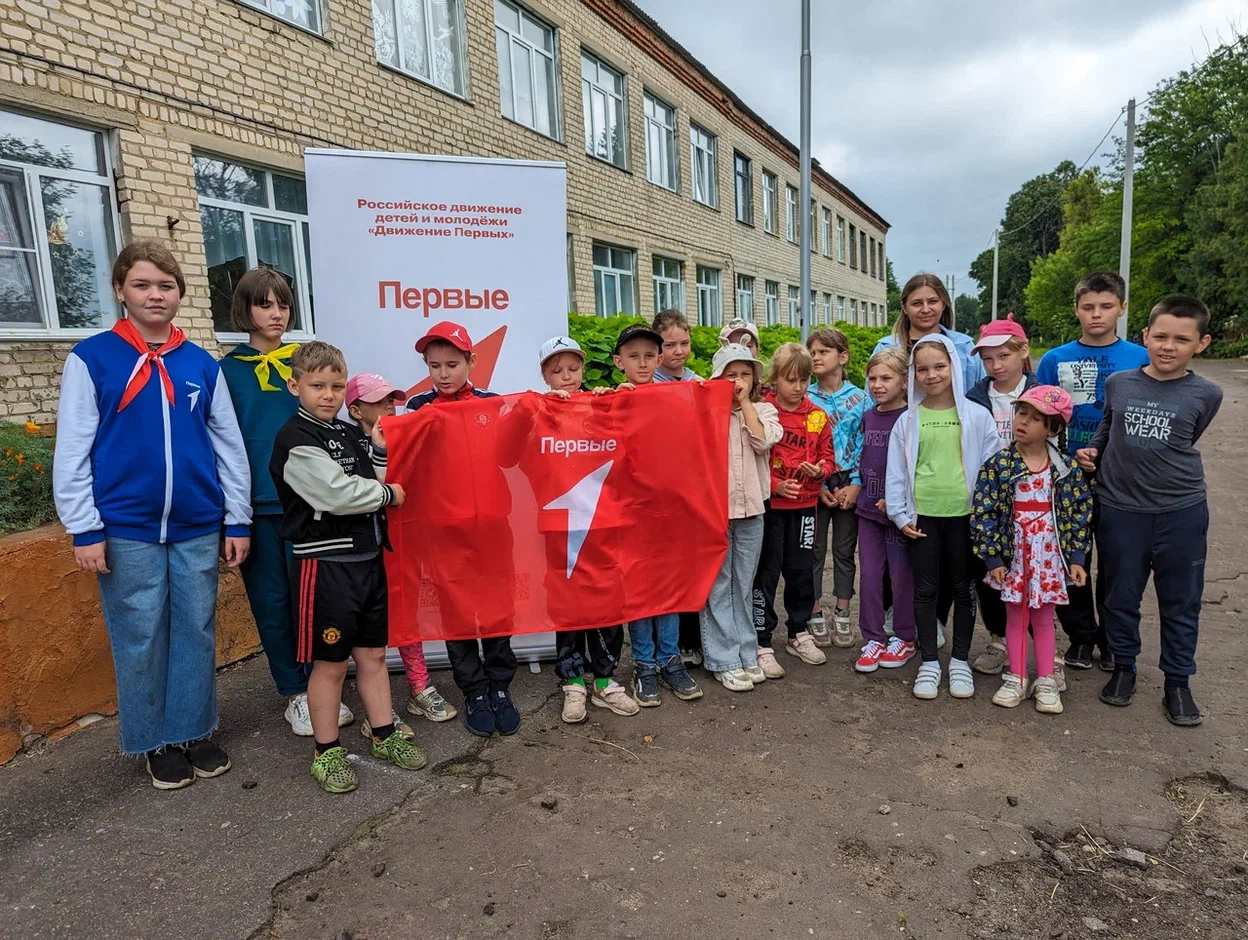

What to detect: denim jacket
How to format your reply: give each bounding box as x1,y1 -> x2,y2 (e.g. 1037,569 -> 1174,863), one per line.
971,441 -> 1093,574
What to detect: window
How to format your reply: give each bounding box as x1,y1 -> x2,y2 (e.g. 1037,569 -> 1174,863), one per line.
643,93 -> 678,191
592,243 -> 635,316
820,208 -> 831,257
582,52 -> 627,168
785,185 -> 798,243
652,256 -> 684,313
809,200 -> 818,252
849,223 -> 858,268
850,299 -> 858,325
736,275 -> 754,321
810,290 -> 818,323
878,242 -> 886,280
869,236 -> 877,278
761,171 -> 777,234
242,0 -> 324,33
0,110 -> 120,333
870,302 -> 879,326
495,0 -> 559,138
836,215 -> 846,262
733,153 -> 752,224
696,266 -> 722,326
861,232 -> 869,274
787,286 -> 800,326
689,124 -> 718,208
195,154 -> 313,336
567,233 -> 577,313
765,280 -> 779,326
836,296 -> 846,322
374,0 -> 467,97
822,292 -> 832,325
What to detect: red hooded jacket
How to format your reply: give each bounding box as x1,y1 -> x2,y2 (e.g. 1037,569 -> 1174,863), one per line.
765,392 -> 835,510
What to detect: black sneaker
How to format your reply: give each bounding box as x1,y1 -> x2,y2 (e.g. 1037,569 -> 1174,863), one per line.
181,738 -> 231,778
146,747 -> 195,790
1100,667 -> 1137,707
1064,643 -> 1094,670
490,689 -> 521,736
1097,648 -> 1116,673
633,664 -> 661,707
1164,686 -> 1203,726
464,694 -> 496,737
660,655 -> 704,701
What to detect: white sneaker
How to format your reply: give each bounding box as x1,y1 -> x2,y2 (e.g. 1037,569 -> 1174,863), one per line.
992,673 -> 1025,708
1031,677 -> 1064,714
936,620 -> 947,650
714,669 -> 755,692
831,609 -> 856,648
742,662 -> 767,684
913,661 -> 941,700
561,683 -> 588,723
285,693 -> 313,736
883,607 -> 895,637
756,647 -> 786,679
337,701 -> 355,727
785,632 -> 828,665
948,658 -> 975,699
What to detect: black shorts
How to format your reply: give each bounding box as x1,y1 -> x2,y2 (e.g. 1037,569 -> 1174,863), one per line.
292,555 -> 388,664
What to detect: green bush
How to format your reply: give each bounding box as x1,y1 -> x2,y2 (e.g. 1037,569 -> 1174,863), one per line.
568,313 -> 889,390
0,421 -> 56,535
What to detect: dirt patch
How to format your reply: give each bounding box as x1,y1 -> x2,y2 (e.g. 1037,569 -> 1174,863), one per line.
970,774 -> 1248,939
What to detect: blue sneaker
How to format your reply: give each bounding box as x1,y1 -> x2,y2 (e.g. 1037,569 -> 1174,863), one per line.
490,689 -> 521,736
464,694 -> 496,737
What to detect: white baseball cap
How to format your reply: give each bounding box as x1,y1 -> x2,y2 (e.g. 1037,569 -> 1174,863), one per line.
539,336 -> 585,366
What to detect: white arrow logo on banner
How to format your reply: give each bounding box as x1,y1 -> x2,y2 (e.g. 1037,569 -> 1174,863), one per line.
543,460 -> 613,578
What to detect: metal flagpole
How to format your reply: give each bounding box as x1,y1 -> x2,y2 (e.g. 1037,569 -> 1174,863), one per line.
798,0 -> 812,342
1118,98 -> 1135,340
991,229 -> 1000,321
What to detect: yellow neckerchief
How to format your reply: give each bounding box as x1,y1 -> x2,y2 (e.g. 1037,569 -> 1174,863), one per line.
234,343 -> 299,391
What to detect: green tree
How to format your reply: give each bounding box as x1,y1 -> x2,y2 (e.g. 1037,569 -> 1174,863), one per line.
953,293 -> 982,333
886,260 -> 900,319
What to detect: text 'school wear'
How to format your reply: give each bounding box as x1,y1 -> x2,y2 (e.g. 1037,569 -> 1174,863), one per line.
1036,339 -> 1149,454
1089,368 -> 1223,514
764,393 -> 835,509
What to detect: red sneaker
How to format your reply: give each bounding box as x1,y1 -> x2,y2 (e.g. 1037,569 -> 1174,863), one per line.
878,637 -> 917,669
855,640 -> 888,673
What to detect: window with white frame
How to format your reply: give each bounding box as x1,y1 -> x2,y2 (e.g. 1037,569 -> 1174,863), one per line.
787,285 -> 799,326
643,93 -> 678,191
689,123 -> 717,208
809,200 -> 817,253
733,153 -> 752,224
761,171 -> 777,234
820,208 -> 831,256
861,232 -> 869,274
785,185 -> 798,243
849,223 -> 858,268
869,237 -> 877,278
582,52 -> 627,168
765,280 -> 779,326
374,0 -> 467,97
836,295 -> 846,322
241,0 -> 324,34
652,256 -> 684,313
850,299 -> 858,325
870,302 -> 878,325
592,243 -> 635,315
495,0 -> 559,138
696,266 -> 722,326
836,215 -> 846,262
822,292 -> 832,325
0,110 -> 120,333
879,242 -> 886,280
195,154 -> 313,336
736,274 -> 754,321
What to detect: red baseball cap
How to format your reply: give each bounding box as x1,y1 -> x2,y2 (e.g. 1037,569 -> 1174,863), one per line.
973,312 -> 1028,352
1016,385 -> 1074,424
415,320 -> 473,355
345,373 -> 404,407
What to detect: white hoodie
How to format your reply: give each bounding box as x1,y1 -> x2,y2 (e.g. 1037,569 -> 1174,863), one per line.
885,333 -> 1001,531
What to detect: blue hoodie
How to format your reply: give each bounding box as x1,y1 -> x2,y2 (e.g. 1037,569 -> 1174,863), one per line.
53,330 -> 252,546
873,326 -> 986,387
806,381 -> 869,485
220,344 -> 300,516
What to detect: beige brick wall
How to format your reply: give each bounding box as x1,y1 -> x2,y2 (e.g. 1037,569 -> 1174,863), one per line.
0,0 -> 889,422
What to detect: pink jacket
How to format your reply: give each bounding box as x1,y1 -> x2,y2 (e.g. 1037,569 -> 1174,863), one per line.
728,401 -> 782,519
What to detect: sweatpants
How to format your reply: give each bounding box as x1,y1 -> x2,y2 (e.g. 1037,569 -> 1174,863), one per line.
910,514 -> 976,663
556,626 -> 624,682
1099,502 -> 1208,679
973,555 -> 1008,640
857,516 -> 915,645
446,638 -> 518,700
753,505 -> 816,649
239,514 -> 308,697
701,515 -> 764,673
814,471 -> 859,605
1056,498 -> 1107,650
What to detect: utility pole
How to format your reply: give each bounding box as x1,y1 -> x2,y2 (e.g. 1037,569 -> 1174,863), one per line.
1118,98 -> 1136,340
798,0 -> 812,342
991,229 -> 1000,321
946,274 -> 956,330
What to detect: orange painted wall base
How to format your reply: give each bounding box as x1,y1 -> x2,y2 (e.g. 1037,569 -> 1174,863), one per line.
0,525 -> 261,765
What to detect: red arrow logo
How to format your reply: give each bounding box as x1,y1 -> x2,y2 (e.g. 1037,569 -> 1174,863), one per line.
405,325 -> 508,398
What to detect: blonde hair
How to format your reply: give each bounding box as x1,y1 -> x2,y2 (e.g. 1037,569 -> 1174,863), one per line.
291,340 -> 346,378
892,273 -> 953,353
982,335 -> 1033,373
866,347 -> 908,384
767,342 -> 813,384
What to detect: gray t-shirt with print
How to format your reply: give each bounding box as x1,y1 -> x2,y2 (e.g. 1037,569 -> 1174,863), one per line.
1089,367 -> 1223,513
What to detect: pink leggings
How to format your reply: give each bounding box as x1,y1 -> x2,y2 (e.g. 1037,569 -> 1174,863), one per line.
1005,601 -> 1057,678
398,642 -> 429,693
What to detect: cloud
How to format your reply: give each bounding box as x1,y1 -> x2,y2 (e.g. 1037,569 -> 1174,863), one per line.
632,0 -> 1244,292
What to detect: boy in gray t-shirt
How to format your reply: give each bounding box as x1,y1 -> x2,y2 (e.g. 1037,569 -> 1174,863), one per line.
1076,296 -> 1223,727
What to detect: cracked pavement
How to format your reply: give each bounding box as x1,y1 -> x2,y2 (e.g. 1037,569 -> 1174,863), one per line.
2,361 -> 1247,940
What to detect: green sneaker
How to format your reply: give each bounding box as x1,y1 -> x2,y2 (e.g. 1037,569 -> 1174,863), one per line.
310,746 -> 357,794
371,730 -> 427,771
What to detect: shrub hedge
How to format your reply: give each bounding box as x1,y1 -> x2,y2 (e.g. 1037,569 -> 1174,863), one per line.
0,422 -> 56,536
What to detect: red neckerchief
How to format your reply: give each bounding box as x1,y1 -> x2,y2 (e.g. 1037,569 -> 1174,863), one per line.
112,318 -> 186,412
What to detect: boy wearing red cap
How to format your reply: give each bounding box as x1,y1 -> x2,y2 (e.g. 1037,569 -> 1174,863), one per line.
407,321 -> 520,738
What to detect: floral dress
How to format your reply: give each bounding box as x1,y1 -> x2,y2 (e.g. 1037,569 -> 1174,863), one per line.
994,464 -> 1069,608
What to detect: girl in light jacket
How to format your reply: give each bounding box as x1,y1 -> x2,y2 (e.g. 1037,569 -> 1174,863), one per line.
885,334 -> 1000,701
699,343 -> 782,692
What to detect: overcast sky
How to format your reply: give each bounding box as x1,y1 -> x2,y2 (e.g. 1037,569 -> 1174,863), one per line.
632,0 -> 1245,294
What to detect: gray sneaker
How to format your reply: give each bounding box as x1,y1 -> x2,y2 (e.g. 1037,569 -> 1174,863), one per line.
407,684 -> 457,723
660,656 -> 704,701
809,614 -> 832,648
633,664 -> 662,707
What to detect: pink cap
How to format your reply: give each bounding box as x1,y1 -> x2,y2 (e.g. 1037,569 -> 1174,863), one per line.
345,373 -> 404,407
1016,385 -> 1073,424
415,320 -> 473,354
719,319 -> 760,346
973,312 -> 1028,352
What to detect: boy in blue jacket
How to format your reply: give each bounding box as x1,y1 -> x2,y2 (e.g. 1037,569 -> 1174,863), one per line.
54,240 -> 252,790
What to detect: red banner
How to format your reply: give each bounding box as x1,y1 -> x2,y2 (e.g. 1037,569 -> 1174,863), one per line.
381,381 -> 732,644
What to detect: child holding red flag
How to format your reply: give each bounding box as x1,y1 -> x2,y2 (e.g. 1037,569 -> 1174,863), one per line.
54,240 -> 251,789
752,343 -> 835,677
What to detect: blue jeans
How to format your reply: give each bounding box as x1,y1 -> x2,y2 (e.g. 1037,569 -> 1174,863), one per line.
96,533 -> 221,754
627,613 -> 679,669
700,516 -> 764,673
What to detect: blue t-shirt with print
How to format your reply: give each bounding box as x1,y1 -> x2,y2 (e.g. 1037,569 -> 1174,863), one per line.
1036,338 -> 1150,454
